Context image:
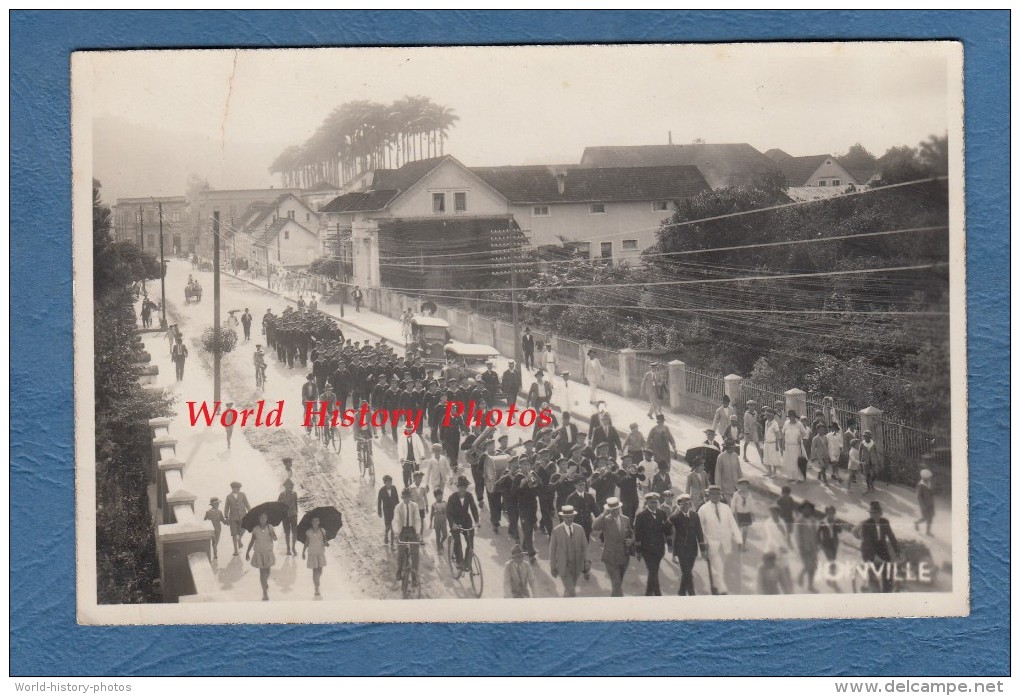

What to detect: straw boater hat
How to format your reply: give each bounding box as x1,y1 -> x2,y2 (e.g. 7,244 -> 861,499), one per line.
605,497 -> 622,510
678,493 -> 691,502
510,544 -> 527,558
559,505 -> 577,517
644,492 -> 660,501
920,469 -> 933,480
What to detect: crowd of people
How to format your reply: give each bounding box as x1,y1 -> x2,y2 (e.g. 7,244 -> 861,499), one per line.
194,297 -> 935,600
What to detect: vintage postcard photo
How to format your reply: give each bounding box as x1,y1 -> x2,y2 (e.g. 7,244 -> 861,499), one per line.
72,42 -> 967,624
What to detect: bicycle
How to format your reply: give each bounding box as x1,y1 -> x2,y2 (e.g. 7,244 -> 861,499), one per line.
357,438 -> 376,484
447,524 -> 483,598
255,364 -> 266,389
395,538 -> 425,599
322,423 -> 342,454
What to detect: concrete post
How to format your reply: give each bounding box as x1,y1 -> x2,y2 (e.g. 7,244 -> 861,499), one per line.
858,406 -> 885,458
724,374 -> 743,405
619,348 -> 636,398
784,388 -> 807,418
157,522 -> 215,603
668,360 -> 686,411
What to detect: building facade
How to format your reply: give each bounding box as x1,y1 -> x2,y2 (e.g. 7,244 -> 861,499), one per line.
111,196 -> 188,255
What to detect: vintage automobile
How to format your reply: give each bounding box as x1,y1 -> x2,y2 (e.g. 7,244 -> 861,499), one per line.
184,279 -> 203,303
444,342 -> 504,405
405,316 -> 451,368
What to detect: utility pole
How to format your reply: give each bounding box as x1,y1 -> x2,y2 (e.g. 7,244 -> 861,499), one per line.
509,229 -> 522,366
336,222 -> 345,317
213,211 -> 221,403
138,205 -> 144,249
158,202 -> 167,329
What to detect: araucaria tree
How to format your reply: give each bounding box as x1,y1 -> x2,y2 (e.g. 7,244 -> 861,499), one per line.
269,96 -> 459,188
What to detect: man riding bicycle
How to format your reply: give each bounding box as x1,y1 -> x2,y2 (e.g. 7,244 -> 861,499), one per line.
447,475 -> 480,572
253,345 -> 267,386
320,381 -> 338,446
301,374 -> 318,436
393,488 -> 423,583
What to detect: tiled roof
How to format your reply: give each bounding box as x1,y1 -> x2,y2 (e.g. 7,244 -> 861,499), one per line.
320,190 -> 401,213
254,218 -> 314,245
320,157 -> 450,213
774,155 -> 832,187
305,180 -> 340,192
764,148 -> 793,160
578,143 -> 779,190
845,166 -> 878,185
471,165 -> 711,204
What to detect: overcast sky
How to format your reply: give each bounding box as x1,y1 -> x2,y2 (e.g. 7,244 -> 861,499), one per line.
85,42 -> 953,190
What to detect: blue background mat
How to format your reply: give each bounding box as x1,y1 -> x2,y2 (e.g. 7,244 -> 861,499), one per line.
10,10 -> 1008,676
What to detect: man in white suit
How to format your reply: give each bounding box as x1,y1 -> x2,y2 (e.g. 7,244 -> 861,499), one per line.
549,506 -> 589,597
697,485 -> 743,595
584,349 -> 604,405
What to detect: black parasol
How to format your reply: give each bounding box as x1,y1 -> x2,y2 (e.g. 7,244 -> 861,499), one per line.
241,501 -> 289,532
684,445 -> 721,485
296,506 -> 344,545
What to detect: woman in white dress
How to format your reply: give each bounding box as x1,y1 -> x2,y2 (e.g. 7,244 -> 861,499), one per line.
780,410 -> 806,481
763,410 -> 782,477
246,512 -> 277,601
302,517 -> 328,598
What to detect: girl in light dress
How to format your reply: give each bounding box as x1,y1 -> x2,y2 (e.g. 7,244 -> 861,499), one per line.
763,411 -> 782,477
846,439 -> 862,490
246,512 -> 277,601
780,411 -> 807,481
302,516 -> 328,598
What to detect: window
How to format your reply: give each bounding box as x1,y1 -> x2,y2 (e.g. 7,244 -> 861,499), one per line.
601,242 -> 613,259
832,179 -> 841,186
622,239 -> 638,251
432,193 -> 446,213
826,160 -> 832,165
171,211 -> 180,223
532,206 -> 550,217
136,211 -> 142,223
589,203 -> 606,214
454,192 -> 467,213
818,180 -> 827,187
652,201 -> 669,212
287,210 -> 295,220
284,230 -> 290,240
576,242 -> 591,259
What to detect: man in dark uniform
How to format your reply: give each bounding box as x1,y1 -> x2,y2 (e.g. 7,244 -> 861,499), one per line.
439,395 -> 465,468
300,373 -> 318,436
668,493 -> 705,595
331,361 -> 350,415
589,456 -> 618,510
616,454 -> 646,523
566,475 -> 598,543
513,459 -> 541,561
634,492 -> 671,596
496,458 -> 520,541
480,361 -> 501,407
535,447 -> 557,536
446,476 -> 480,571
858,500 -> 900,593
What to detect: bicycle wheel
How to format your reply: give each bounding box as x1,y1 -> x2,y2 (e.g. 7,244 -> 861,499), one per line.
447,537 -> 462,579
331,428 -> 342,454
469,553 -> 483,598
401,559 -> 412,599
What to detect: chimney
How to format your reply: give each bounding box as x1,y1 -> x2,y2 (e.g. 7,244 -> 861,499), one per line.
555,172 -> 566,196
668,130 -> 673,145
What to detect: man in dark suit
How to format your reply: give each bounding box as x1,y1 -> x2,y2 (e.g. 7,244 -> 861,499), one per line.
592,497 -> 634,597
501,360 -> 522,406
668,493 -> 705,595
858,500 -> 900,593
634,492 -> 671,596
521,327 -> 536,371
553,411 -> 580,458
446,476 -> 480,571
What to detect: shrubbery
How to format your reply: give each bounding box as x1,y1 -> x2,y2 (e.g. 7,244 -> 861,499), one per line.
94,180 -> 174,604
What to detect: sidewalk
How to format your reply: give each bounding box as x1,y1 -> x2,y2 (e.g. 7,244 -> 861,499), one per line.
221,269 -> 954,571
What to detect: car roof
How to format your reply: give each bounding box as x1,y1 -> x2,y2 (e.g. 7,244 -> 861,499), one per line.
445,341 -> 499,356
411,316 -> 450,328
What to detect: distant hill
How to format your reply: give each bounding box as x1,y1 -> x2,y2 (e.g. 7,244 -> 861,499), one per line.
92,116 -> 290,201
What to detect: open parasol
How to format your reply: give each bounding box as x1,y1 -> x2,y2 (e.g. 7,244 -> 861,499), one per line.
296,506 -> 344,545
684,445 -> 721,485
241,501 -> 289,532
